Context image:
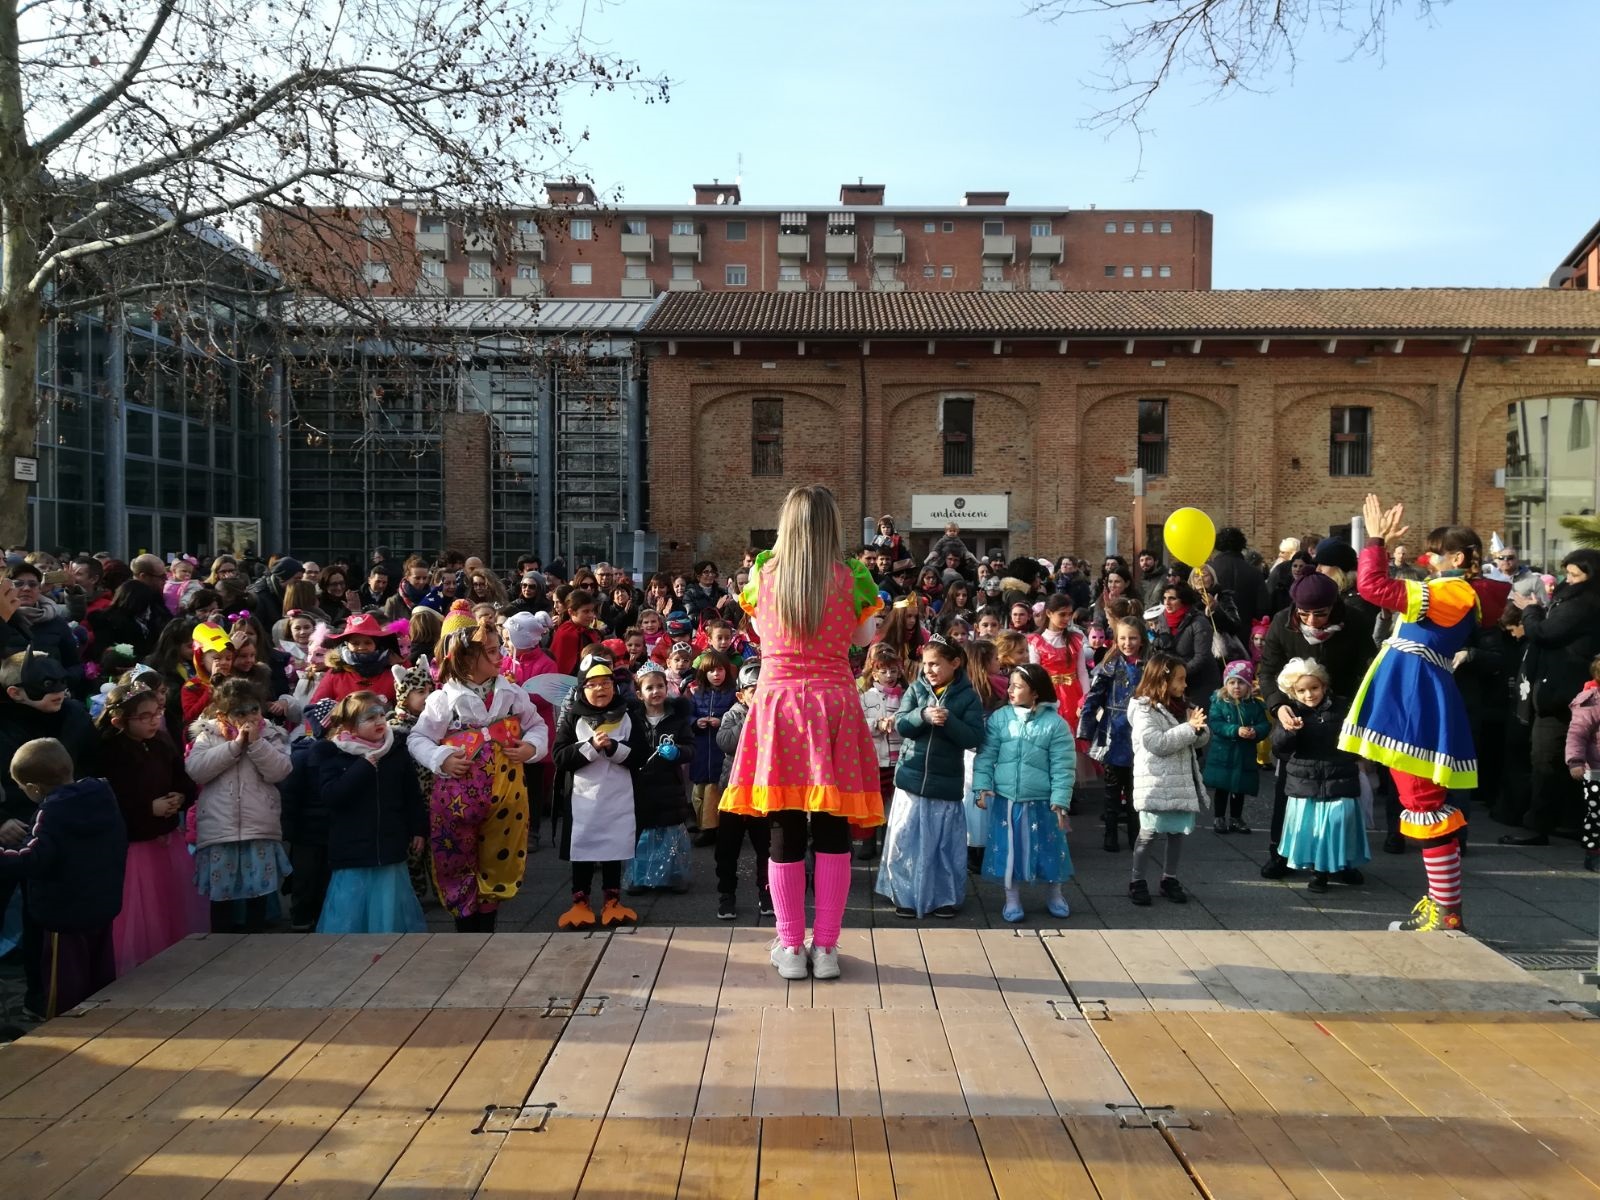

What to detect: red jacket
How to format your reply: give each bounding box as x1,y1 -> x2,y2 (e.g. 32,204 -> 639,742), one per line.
549,620 -> 601,677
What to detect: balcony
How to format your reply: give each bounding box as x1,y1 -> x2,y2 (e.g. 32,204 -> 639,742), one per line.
870,279 -> 906,293
824,232 -> 858,260
462,275 -> 496,297
871,232 -> 905,260
823,279 -> 857,292
414,274 -> 447,295
982,234 -> 1017,261
667,277 -> 702,292
1029,234 -> 1064,262
511,228 -> 544,257
1029,279 -> 1064,292
462,229 -> 495,254
777,233 -> 810,260
667,232 -> 702,260
620,277 -> 657,298
981,280 -> 1016,292
509,274 -> 543,297
776,279 -> 808,292
620,232 -> 655,259
415,223 -> 447,254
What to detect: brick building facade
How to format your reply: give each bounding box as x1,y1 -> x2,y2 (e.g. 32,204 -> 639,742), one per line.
260,181 -> 1212,302
641,290 -> 1600,571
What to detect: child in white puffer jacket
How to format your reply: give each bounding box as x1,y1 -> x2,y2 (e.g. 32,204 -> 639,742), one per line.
1127,652 -> 1209,909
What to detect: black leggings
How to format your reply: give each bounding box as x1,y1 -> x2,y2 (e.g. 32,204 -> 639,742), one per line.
211,897 -> 268,934
1103,766 -> 1135,828
572,860 -> 623,895
1212,789 -> 1245,821
768,811 -> 850,863
453,910 -> 498,933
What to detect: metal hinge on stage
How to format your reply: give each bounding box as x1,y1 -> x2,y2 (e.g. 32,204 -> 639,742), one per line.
1108,1103 -> 1194,1130
1011,928 -> 1065,939
1075,999 -> 1110,1021
539,995 -> 608,1018
475,1101 -> 557,1134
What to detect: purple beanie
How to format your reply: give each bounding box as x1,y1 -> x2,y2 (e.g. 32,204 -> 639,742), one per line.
1289,571 -> 1339,611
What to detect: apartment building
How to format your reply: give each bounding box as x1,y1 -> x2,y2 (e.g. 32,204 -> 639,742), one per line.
260,181 -> 1212,300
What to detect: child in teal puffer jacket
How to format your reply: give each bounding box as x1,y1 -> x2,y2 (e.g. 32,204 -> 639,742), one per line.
1202,660 -> 1269,835
876,639 -> 986,918
973,663 -> 1074,923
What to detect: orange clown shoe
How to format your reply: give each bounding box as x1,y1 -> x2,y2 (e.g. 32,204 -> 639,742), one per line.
558,894 -> 597,929
600,895 -> 637,926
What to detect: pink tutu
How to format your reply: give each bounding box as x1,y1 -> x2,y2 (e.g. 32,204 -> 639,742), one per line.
113,832 -> 209,973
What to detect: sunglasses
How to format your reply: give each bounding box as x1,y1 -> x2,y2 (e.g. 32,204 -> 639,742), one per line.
1294,607 -> 1333,620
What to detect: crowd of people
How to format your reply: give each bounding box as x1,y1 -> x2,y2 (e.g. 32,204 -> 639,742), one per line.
1,492 -> 1598,1002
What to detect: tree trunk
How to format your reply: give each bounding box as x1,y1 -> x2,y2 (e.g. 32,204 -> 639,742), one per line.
0,0 -> 40,547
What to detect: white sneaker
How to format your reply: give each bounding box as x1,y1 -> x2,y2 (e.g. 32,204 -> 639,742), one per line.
770,940 -> 808,980
809,943 -> 840,980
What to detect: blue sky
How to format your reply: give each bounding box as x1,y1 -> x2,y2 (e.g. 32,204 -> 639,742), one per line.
561,0 -> 1597,289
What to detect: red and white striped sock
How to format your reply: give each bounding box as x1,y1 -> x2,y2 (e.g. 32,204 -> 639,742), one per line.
1421,843 -> 1462,908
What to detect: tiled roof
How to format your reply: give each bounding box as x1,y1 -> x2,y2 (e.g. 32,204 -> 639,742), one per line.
640,289 -> 1600,339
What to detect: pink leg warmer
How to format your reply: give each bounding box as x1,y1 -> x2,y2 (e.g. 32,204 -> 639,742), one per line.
809,851 -> 852,951
767,859 -> 807,950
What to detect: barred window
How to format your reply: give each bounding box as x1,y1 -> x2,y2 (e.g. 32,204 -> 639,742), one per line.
752,398 -> 783,476
1330,406 -> 1373,476
942,396 -> 974,476
1138,398 -> 1168,477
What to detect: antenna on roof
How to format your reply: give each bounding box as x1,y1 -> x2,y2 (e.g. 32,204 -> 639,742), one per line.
736,152 -> 743,187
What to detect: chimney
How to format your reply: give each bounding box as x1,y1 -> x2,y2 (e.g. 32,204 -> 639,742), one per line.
839,182 -> 886,206
962,190 -> 1010,207
546,180 -> 597,206
693,181 -> 742,206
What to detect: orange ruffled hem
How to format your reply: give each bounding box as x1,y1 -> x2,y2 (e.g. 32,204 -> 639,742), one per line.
720,783 -> 885,827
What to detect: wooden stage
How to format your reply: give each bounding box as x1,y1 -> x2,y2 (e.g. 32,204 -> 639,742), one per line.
2,927 -> 1598,1198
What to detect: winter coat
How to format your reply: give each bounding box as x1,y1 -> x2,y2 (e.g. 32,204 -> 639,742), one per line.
309,660 -> 399,707
549,619 -> 603,677
1208,551 -> 1269,631
186,718 -> 294,849
1053,574 -> 1093,610
688,685 -> 737,784
246,574 -> 290,632
407,678 -> 550,776
1256,602 -> 1378,714
85,581 -> 169,660
278,737 -> 330,847
1,604 -> 82,690
1269,695 -> 1362,801
860,685 -> 905,768
715,699 -> 750,788
1166,607 -> 1220,707
1453,623 -> 1512,729
1128,697 -> 1209,814
1201,691 -> 1269,794
1521,582 -> 1600,717
1077,656 -> 1143,768
312,737 -> 426,870
99,730 -> 198,843
634,700 -> 695,829
684,582 -> 727,622
893,673 -> 986,801
0,698 -> 97,826
971,702 -> 1074,809
552,695 -> 645,862
0,778 -> 126,932
1565,687 -> 1600,772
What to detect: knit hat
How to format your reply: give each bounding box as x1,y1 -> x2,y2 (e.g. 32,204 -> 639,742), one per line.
270,556 -> 304,581
439,599 -> 476,639
1288,572 -> 1339,611
389,656 -> 434,711
1311,538 -> 1358,573
503,610 -> 551,651
1223,660 -> 1255,686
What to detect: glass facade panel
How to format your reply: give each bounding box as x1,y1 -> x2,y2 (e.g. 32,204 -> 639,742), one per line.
1505,397 -> 1600,568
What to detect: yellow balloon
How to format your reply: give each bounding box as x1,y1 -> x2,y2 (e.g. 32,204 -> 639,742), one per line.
1163,508 -> 1216,568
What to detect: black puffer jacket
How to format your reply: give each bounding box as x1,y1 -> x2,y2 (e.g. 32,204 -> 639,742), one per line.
1167,607 -> 1220,708
1269,695 -> 1361,801
312,738 -> 425,870
1521,570 -> 1600,718
0,778 -> 126,931
0,698 -> 97,826
634,699 -> 695,829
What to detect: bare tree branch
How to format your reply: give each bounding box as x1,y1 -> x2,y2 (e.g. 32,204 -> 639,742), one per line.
30,0 -> 177,158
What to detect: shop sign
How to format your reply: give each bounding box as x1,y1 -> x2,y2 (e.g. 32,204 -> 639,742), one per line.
909,493 -> 1008,529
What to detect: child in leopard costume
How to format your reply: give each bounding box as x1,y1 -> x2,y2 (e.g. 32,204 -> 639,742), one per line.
389,657 -> 437,903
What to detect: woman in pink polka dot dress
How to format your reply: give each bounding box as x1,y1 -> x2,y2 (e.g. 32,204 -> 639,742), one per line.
722,485 -> 884,981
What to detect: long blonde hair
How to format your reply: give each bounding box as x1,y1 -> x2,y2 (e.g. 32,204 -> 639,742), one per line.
769,484 -> 845,638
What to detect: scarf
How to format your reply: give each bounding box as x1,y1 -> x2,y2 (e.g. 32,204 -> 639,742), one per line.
1163,605 -> 1188,634
1298,622 -> 1343,644
17,596 -> 60,625
333,724 -> 395,762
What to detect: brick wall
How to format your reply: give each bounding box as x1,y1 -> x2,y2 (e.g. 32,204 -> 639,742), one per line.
441,412 -> 491,555
646,343 -> 1600,571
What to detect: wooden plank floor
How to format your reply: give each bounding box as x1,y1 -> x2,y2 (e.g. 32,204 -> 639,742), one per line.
0,928 -> 1590,1198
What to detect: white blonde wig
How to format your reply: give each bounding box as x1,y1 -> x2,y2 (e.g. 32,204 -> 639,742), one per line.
1276,657 -> 1331,695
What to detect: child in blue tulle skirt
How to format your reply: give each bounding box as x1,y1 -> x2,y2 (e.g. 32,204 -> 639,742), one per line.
625,663 -> 696,892
310,691 -> 427,933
